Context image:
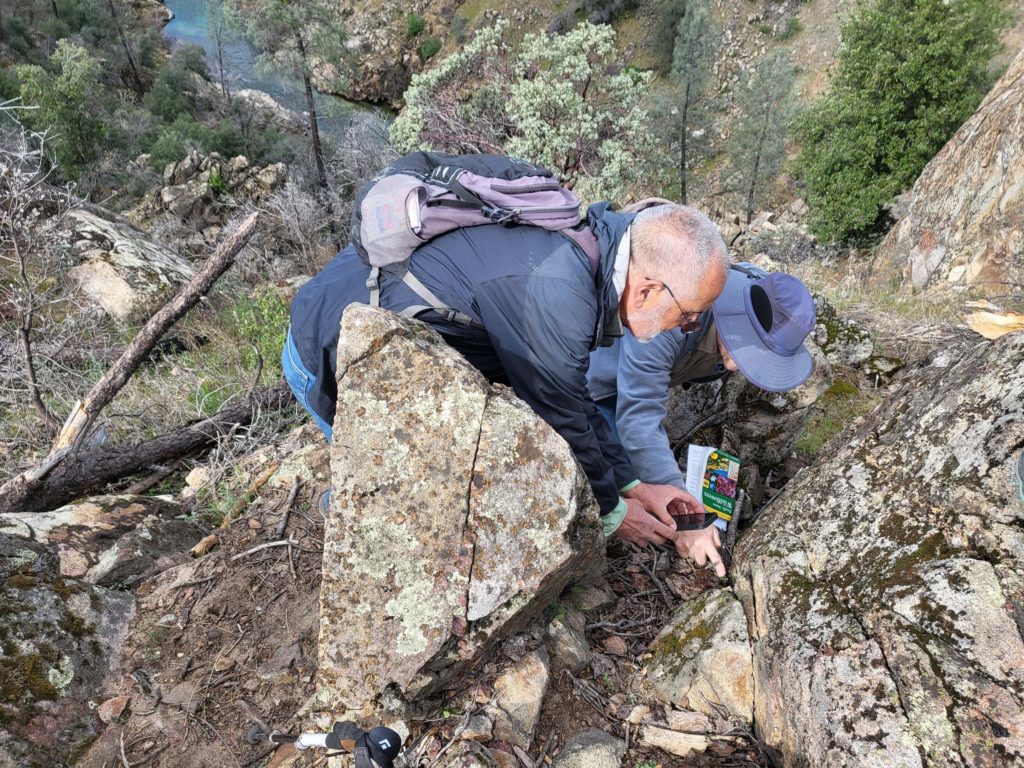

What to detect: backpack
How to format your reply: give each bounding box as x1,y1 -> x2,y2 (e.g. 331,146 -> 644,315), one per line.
352,151 -> 600,327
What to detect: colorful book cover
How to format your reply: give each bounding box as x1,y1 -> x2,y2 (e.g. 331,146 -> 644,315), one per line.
685,445 -> 741,524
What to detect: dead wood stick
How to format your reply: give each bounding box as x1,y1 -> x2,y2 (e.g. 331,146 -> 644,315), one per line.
175,574 -> 218,589
220,462 -> 279,528
125,459 -> 184,495
636,558 -> 672,608
230,538 -> 297,561
275,477 -> 301,538
0,213 -> 260,513
723,489 -> 744,570
52,212 -> 259,454
0,383 -> 292,515
512,745 -> 535,767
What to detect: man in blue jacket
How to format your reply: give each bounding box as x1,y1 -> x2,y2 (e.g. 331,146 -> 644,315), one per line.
587,264 -> 817,508
283,203 -> 731,575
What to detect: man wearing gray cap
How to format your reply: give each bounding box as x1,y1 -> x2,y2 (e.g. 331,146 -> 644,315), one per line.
587,263 -> 817,548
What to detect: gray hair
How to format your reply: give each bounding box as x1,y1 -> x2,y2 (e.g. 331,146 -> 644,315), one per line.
630,204 -> 731,299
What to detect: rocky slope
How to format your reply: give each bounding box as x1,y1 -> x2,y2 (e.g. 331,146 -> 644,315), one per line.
875,47 -> 1024,300
730,332 -> 1024,766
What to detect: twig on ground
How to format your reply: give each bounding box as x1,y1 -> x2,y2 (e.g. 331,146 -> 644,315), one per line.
512,744 -> 535,767
230,538 -> 297,561
221,463 -> 280,527
636,557 -> 672,608
723,489 -> 744,569
128,743 -> 168,767
176,574 -> 218,590
275,477 -> 300,538
125,459 -> 184,495
119,730 -> 131,768
586,616 -> 661,631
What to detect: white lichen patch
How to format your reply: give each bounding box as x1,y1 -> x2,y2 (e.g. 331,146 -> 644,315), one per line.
47,655 -> 75,694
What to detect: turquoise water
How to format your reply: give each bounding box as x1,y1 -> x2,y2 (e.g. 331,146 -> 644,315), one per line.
163,0 -> 356,139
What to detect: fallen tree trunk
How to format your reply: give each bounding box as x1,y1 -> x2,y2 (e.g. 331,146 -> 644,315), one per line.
53,211 -> 260,452
0,382 -> 293,514
0,212 -> 260,514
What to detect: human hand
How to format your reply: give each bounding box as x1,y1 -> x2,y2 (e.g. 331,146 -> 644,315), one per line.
675,524 -> 726,577
613,498 -> 678,547
622,482 -> 702,525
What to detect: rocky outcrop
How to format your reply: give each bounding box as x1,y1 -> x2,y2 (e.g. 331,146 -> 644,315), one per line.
875,48 -> 1024,297
812,295 -> 874,367
0,534 -> 135,765
552,728 -> 625,768
130,150 -> 286,232
315,306 -> 604,716
66,207 -> 194,320
732,332 -> 1024,766
0,495 -> 202,588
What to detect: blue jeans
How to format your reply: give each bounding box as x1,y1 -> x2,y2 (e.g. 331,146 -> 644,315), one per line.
281,328 -> 333,441
595,396 -> 619,441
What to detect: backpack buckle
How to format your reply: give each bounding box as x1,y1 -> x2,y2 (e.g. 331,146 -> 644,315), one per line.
483,206 -> 517,224
442,309 -> 475,327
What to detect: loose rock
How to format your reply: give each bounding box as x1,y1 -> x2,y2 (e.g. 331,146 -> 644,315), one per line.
315,306 -> 602,714
644,588 -> 753,723
551,727 -> 625,768
546,616 -> 592,674
640,725 -> 709,757
488,648 -> 549,748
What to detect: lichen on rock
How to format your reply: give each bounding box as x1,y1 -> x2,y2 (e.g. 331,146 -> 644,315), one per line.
732,332 -> 1024,766
315,306 -> 603,716
644,588 -> 753,723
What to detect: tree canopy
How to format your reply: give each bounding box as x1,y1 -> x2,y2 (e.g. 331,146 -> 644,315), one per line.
794,0 -> 1008,244
391,20 -> 656,203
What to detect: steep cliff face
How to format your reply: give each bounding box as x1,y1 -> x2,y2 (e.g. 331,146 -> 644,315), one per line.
732,332 -> 1024,766
874,48 -> 1024,298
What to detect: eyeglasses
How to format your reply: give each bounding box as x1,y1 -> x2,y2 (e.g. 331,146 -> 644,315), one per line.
655,279 -> 704,334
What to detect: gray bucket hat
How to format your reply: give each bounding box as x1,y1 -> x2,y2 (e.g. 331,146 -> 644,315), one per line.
711,265 -> 816,392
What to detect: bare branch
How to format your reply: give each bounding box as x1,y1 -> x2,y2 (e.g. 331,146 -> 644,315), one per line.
52,211 -> 260,452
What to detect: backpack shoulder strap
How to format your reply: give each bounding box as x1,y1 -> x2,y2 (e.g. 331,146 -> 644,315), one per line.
560,227 -> 601,276
400,271 -> 480,328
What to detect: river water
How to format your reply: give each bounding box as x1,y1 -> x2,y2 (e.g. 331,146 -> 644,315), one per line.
162,0 -> 362,141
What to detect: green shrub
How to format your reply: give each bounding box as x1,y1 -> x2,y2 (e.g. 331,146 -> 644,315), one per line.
653,0 -> 688,73
392,21 -> 656,203
143,44 -> 207,123
452,15 -> 468,43
0,67 -> 20,101
209,169 -> 228,197
794,0 -> 1008,244
778,17 -> 802,39
17,40 -> 107,178
146,116 -> 245,172
419,36 -> 441,60
228,287 -> 290,375
406,13 -> 425,38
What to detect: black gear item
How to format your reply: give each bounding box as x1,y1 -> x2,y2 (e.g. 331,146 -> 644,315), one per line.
324,722 -> 401,768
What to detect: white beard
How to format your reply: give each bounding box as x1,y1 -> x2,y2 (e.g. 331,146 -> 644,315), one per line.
629,301 -> 668,343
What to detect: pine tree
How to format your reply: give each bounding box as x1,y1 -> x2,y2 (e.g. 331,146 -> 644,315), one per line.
228,0 -> 346,247
793,0 -> 1008,244
728,50 -> 796,224
667,0 -> 720,204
